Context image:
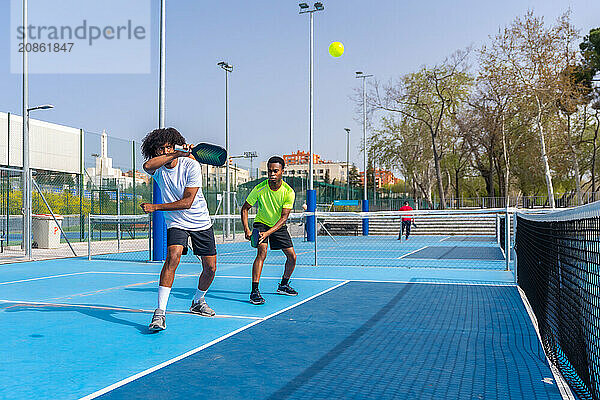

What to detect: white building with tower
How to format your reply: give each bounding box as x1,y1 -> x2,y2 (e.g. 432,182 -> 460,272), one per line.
85,130 -> 130,188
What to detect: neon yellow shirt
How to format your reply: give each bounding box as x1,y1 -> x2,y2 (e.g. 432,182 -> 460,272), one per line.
245,179 -> 295,227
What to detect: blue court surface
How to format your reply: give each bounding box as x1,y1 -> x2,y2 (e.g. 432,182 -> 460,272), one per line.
0,236 -> 567,399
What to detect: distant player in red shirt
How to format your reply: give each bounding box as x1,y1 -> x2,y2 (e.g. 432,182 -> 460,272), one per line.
398,201 -> 414,240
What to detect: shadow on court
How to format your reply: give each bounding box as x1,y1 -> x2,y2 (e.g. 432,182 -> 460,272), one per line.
124,287 -> 267,305
1,303 -> 154,335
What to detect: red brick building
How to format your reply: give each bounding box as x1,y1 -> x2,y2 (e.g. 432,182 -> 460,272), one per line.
359,168 -> 399,188
283,150 -> 324,165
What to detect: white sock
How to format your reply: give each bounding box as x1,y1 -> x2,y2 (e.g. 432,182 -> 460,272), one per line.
157,286 -> 171,311
193,289 -> 207,303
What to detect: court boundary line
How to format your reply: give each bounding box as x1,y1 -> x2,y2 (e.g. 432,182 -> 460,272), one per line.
0,272 -> 91,285
517,287 -> 575,400
23,271 -> 513,285
0,299 -> 261,320
397,246 -> 428,259
78,280 -> 350,400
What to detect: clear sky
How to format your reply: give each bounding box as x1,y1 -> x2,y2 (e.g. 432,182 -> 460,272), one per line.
1,0 -> 599,172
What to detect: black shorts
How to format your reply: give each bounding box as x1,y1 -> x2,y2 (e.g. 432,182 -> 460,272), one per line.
253,222 -> 294,250
167,226 -> 217,256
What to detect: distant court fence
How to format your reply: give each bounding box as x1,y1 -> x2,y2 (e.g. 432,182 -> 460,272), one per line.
0,167 -> 24,256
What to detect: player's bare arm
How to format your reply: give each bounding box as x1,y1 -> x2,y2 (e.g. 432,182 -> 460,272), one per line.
140,187 -> 199,213
241,201 -> 253,240
143,143 -> 191,175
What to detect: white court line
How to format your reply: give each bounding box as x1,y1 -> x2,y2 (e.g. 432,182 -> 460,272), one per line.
0,299 -> 262,320
215,275 -> 346,282
398,246 -> 428,259
79,280 -> 350,400
63,272 -> 346,283
89,271 -> 202,278
341,279 -> 514,286
0,271 -> 92,285
295,264 -> 509,272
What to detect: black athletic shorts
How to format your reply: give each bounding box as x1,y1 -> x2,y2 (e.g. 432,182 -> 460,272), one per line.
167,226 -> 217,256
253,222 -> 294,250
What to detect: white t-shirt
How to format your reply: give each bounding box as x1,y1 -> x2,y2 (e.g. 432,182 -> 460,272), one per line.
152,157 -> 212,231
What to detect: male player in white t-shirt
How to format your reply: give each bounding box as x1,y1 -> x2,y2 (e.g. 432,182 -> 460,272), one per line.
140,127 -> 217,332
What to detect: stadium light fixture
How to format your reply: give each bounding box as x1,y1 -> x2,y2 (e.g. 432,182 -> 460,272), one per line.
217,61 -> 233,72
27,104 -> 54,112
299,3 -> 309,9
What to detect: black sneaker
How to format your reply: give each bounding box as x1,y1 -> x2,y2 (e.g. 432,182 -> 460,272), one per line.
250,290 -> 265,305
277,283 -> 298,296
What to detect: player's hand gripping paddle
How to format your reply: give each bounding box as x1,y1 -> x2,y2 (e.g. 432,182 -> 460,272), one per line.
174,143 -> 227,166
250,228 -> 260,248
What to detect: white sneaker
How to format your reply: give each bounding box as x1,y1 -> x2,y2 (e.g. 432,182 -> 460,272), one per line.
149,308 -> 166,331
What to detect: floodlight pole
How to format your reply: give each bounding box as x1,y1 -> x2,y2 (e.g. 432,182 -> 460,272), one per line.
299,2 -> 324,243
22,0 -> 30,258
153,0 -> 167,261
344,128 -> 350,200
356,71 -> 372,235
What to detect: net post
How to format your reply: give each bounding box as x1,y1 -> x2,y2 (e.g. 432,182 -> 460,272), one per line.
496,213 -> 500,245
148,214 -> 152,262
306,189 -> 316,242
79,128 -> 84,242
314,212 -> 318,266
505,207 -> 510,271
362,199 -> 369,235
87,214 -> 91,261
152,180 -> 166,261
117,186 -> 121,253
512,212 -> 517,284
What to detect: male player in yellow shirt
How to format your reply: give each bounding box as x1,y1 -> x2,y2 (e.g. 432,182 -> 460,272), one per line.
241,156 -> 297,305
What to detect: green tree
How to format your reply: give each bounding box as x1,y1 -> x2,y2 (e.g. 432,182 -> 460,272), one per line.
370,50 -> 473,208
348,165 -> 362,187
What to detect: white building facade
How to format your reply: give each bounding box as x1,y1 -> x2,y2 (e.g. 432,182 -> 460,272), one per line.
259,161 -> 350,184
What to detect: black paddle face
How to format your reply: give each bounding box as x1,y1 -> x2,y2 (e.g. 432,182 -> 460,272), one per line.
191,143 -> 227,166
175,143 -> 227,166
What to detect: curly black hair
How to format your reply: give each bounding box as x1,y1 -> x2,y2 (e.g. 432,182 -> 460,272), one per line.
141,127 -> 186,160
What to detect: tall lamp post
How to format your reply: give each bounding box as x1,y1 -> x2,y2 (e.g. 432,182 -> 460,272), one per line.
23,104 -> 54,258
152,0 -> 167,261
356,71 -> 372,235
344,128 -> 350,200
218,61 -> 233,237
299,2 -> 324,242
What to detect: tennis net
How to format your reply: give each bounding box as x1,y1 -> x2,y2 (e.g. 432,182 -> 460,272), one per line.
305,209 -> 510,269
86,209 -> 513,270
88,214 -> 151,261
516,203 -> 600,400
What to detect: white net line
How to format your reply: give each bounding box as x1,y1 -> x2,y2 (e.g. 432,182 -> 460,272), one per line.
89,214 -> 150,222
517,202 -> 599,222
